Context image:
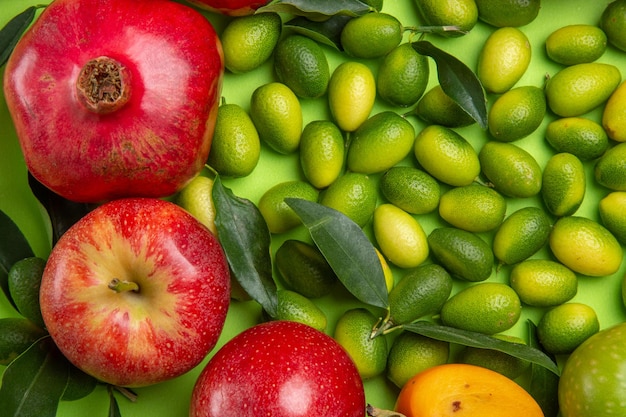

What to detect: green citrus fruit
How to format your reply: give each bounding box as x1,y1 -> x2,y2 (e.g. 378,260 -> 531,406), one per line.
545,117 -> 609,161
415,0 -> 478,36
438,184 -> 507,233
602,80 -> 626,142
509,259 -> 578,307
299,120 -> 344,189
328,61 -> 376,132
488,85 -> 546,142
601,0 -> 626,52
319,172 -> 377,227
386,332 -> 449,389
175,175 -> 218,235
546,24 -> 607,66
340,12 -> 403,58
492,206 -> 551,265
595,142 -> 626,190
379,166 -> 440,215
475,0 -> 540,27
537,302 -> 599,355
599,191 -> 626,244
8,256 -> 46,327
479,141 -> 542,198
414,84 -> 475,127
274,289 -> 327,332
258,180 -> 319,233
477,27 -> 531,93
377,43 -> 430,107
541,152 -> 586,217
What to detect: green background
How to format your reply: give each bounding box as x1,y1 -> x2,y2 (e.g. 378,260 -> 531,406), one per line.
1,0 -> 626,415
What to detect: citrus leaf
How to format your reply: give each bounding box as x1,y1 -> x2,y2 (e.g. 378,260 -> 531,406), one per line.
527,320 -> 560,417
0,210 -> 34,309
403,320 -> 560,376
258,0 -> 371,20
212,176 -> 278,317
0,336 -> 69,417
412,40 -> 487,129
0,6 -> 40,67
284,14 -> 352,50
285,198 -> 388,309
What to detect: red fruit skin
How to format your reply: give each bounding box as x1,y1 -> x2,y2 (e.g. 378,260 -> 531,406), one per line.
3,0 -> 224,203
190,320 -> 366,417
39,198 -> 231,388
185,0 -> 270,16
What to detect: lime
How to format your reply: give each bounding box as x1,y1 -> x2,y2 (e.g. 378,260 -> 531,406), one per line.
438,184 -> 507,233
601,0 -> 626,52
250,82 -> 302,154
0,317 -> 47,365
334,308 -> 388,379
477,27 -> 531,93
541,152 -> 586,217
379,166 -> 440,215
347,111 -> 415,174
492,206 -> 552,265
257,180 -> 319,233
175,175 -> 218,235
475,0 -> 540,27
377,43 -> 430,107
8,256 -> 47,327
319,172 -> 377,227
549,215 -> 623,276
545,62 -> 621,117
414,125 -> 480,187
479,141 -> 542,198
328,61 -> 376,132
220,12 -> 282,73
509,259 -> 578,307
273,34 -> 330,99
299,120 -> 344,189
546,24 -> 607,66
457,334 -> 530,380
595,142 -> 626,191
440,282 -> 522,335
274,289 -> 327,332
386,332 -> 449,389
602,81 -> 626,142
599,191 -> 626,244
207,103 -> 260,177
545,117 -> 609,161
537,302 -> 599,355
427,227 -> 494,282
413,84 -> 475,127
275,239 -> 337,298
340,12 -> 403,58
415,0 -> 478,36
372,203 -> 429,269
488,86 -> 546,142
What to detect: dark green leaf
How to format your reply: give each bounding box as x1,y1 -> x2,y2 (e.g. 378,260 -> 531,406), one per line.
0,6 -> 39,67
285,198 -> 388,309
527,320 -> 560,417
284,15 -> 352,50
28,173 -> 93,245
61,365 -> 98,402
0,210 -> 34,309
0,337 -> 69,417
412,40 -> 488,129
212,177 -> 278,317
403,321 -> 561,376
257,0 -> 371,20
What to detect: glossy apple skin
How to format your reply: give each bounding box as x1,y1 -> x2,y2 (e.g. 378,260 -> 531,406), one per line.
39,198 -> 231,388
3,0 -> 224,203
190,320 -> 366,417
185,0 -> 270,16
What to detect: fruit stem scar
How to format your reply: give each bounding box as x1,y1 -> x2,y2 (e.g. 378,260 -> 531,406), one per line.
108,278 -> 140,293
76,56 -> 131,114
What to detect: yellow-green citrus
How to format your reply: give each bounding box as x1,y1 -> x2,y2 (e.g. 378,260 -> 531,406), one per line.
414,125 -> 480,186
488,85 -> 546,142
537,302 -> 600,355
377,43 -> 430,107
594,142 -> 626,191
319,172 -> 377,227
601,0 -> 626,52
479,141 -> 542,198
386,332 -> 449,389
347,111 -> 415,174
546,24 -> 607,66
492,206 -> 552,265
379,166 -> 440,215
257,180 -> 319,233
602,80 -> 626,142
477,27 -> 531,93
299,120 -> 344,189
509,259 -> 578,307
207,103 -> 261,177
8,256 -> 46,327
328,61 -> 376,132
220,12 -> 282,73
599,191 -> 626,244
250,82 -> 303,154
273,34 -> 330,99
549,215 -> 623,276
438,184 -> 507,233
541,152 -> 586,217
175,175 -> 218,235
275,289 -> 327,332
475,0 -> 540,27
414,84 -> 475,127
415,0 -> 478,36
375,248 -> 395,293
340,12 -> 403,58
545,117 -> 609,161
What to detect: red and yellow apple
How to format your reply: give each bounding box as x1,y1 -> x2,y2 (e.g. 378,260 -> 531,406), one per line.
39,198 -> 231,388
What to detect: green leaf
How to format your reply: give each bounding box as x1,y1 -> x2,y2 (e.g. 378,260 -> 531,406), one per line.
0,6 -> 39,67
257,0 -> 371,20
284,14 -> 352,50
412,40 -> 488,129
403,321 -> 561,376
527,320 -> 560,417
107,386 -> 122,417
212,176 -> 278,317
0,337 -> 69,417
285,198 -> 388,309
0,210 -> 34,309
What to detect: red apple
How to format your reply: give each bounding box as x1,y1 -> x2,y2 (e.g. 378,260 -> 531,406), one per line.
39,198 -> 231,388
185,0 -> 271,16
3,0 -> 224,203
190,320 -> 366,416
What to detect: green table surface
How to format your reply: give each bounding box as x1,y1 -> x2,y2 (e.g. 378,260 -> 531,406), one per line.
2,0 -> 626,415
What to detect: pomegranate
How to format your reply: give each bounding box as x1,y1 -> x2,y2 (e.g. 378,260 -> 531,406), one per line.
190,320 -> 366,416
3,0 -> 224,203
185,0 -> 271,16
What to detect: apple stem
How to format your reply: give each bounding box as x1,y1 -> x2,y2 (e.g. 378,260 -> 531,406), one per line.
366,404 -> 407,417
108,278 -> 140,293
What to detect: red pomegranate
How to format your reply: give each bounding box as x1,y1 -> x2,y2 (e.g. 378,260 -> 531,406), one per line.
185,0 -> 271,16
3,0 -> 224,203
